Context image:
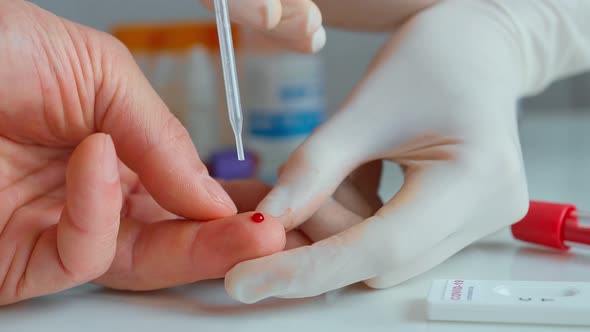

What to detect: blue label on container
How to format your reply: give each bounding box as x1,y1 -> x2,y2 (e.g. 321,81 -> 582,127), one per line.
248,109 -> 324,137
279,84 -> 324,102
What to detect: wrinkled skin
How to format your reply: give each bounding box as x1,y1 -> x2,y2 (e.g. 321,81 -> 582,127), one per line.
0,0 -> 290,305
0,0 -> 438,305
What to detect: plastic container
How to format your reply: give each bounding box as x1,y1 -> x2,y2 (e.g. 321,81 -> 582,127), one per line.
111,21 -> 241,162
207,148 -> 257,180
239,29 -> 326,184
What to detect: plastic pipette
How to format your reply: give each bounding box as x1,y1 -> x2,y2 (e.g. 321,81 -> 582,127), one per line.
213,0 -> 245,160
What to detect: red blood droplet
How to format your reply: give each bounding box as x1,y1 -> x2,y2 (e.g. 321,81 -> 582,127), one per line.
251,212 -> 265,223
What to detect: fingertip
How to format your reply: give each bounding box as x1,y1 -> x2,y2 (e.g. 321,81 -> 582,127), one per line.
306,4 -> 322,34
311,26 -> 326,53
222,0 -> 281,30
232,212 -> 286,258
263,0 -> 282,30
133,136 -> 237,220
195,212 -> 285,278
67,133 -> 107,176
266,26 -> 326,54
364,277 -> 397,290
200,176 -> 238,214
256,0 -> 325,54
257,186 -> 290,218
224,272 -> 258,304
244,212 -> 287,255
66,133 -> 121,203
256,155 -> 317,230
223,249 -> 285,304
224,259 -> 264,304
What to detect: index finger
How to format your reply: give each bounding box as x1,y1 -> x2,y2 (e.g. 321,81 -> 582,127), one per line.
92,31 -> 236,220
94,212 -> 286,290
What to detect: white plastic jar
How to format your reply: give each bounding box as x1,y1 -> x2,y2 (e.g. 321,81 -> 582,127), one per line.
112,22 -> 226,163
240,30 -> 326,184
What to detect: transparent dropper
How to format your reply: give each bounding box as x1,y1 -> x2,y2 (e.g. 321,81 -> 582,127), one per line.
213,0 -> 245,160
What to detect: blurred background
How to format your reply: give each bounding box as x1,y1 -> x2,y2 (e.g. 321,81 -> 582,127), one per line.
29,0 -> 590,211
30,0 -> 590,112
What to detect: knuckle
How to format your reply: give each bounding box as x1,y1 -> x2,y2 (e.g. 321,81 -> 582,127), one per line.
364,275 -> 399,290
92,33 -> 140,129
91,27 -> 137,76
103,32 -> 135,62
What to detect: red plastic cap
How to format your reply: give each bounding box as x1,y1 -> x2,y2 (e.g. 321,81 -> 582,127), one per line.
511,201 -> 576,250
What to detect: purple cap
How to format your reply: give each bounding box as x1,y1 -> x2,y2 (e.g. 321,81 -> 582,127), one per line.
208,148 -> 257,180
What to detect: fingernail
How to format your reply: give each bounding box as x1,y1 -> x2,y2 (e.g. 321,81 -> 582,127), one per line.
102,135 -> 119,183
311,26 -> 326,53
231,0 -> 280,30
202,176 -> 237,211
306,7 -> 322,34
263,0 -> 281,29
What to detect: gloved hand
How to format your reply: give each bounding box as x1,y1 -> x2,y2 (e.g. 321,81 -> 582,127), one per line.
199,0 -> 435,53
223,0 -> 590,303
0,1 -> 286,305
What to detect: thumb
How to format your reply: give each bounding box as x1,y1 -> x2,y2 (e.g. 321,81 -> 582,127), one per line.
91,31 -> 236,220
16,134 -> 122,302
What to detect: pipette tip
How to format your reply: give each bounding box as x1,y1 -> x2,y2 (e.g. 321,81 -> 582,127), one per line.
236,137 -> 245,161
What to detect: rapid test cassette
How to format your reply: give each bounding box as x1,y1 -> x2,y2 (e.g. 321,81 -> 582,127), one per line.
427,279 -> 590,326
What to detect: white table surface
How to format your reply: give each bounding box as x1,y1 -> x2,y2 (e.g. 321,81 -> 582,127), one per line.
1,109 -> 589,332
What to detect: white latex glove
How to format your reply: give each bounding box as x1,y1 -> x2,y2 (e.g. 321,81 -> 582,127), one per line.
224,0 -> 590,303
199,0 -> 435,52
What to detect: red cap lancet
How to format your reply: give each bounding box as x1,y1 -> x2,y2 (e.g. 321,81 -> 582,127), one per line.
512,201 -> 590,250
